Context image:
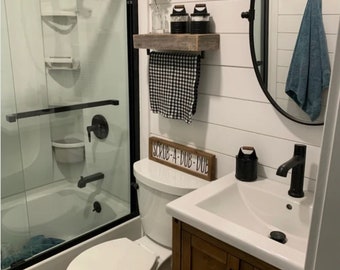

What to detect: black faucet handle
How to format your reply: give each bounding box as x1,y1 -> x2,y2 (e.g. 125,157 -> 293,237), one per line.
86,125 -> 97,143
86,115 -> 109,143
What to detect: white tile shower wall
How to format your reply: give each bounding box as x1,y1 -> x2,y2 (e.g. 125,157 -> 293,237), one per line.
139,0 -> 340,190
76,0 -> 131,202
43,0 -> 131,202
1,4 -> 26,197
38,0 -> 131,202
2,0 -> 131,202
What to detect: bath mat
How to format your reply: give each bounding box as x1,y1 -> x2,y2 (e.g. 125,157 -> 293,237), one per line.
1,235 -> 64,269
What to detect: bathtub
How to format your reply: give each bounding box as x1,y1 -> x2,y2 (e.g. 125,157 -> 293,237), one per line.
1,180 -> 139,268
24,216 -> 141,270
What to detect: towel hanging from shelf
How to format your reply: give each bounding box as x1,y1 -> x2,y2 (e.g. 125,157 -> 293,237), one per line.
148,51 -> 201,124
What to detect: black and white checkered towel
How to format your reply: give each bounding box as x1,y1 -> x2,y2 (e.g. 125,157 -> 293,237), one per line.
148,52 -> 201,124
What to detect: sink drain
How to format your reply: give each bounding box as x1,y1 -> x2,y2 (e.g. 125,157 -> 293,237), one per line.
269,231 -> 287,244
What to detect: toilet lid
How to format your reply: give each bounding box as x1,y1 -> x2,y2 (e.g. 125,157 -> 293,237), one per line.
67,238 -> 157,270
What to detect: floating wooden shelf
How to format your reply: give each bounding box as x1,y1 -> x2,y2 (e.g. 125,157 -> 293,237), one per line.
133,34 -> 219,52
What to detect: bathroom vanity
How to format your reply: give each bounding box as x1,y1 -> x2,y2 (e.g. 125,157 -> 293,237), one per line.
166,173 -> 312,270
172,219 -> 279,270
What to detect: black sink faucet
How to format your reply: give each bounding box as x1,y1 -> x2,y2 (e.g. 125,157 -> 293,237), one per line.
78,172 -> 104,188
276,144 -> 306,198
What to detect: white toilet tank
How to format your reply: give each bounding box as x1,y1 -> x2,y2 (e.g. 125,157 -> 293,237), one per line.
133,158 -> 207,248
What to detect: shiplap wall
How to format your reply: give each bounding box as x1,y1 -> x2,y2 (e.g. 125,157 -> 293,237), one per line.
139,0 -> 340,190
269,0 -> 340,122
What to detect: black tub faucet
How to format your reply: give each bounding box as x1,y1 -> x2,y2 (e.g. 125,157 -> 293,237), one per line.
276,144 -> 306,198
78,172 -> 104,188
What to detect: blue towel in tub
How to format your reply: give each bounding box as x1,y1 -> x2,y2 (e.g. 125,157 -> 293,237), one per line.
1,235 -> 64,269
285,0 -> 331,121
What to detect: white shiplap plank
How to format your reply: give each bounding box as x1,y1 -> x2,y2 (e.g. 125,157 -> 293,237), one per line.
279,0 -> 307,15
277,50 -> 293,66
193,94 -> 323,146
278,15 -> 302,33
322,15 -> 340,34
277,66 -> 289,83
204,34 -> 252,67
323,0 -> 340,14
208,0 -> 250,34
199,65 -> 267,102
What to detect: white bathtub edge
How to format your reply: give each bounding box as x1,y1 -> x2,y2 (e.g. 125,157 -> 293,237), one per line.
25,216 -> 141,270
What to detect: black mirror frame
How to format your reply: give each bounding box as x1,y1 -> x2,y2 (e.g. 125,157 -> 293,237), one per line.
244,0 -> 324,126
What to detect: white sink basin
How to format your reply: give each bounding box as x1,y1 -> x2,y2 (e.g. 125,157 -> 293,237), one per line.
166,173 -> 314,270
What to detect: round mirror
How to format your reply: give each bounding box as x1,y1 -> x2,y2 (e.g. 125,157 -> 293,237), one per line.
245,0 -> 328,125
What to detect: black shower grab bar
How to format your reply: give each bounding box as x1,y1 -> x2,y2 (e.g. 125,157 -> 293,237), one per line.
6,99 -> 119,123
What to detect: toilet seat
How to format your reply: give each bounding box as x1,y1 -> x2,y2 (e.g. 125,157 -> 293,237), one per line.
67,238 -> 158,270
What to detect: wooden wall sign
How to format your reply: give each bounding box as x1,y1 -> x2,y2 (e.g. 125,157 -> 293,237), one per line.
149,137 -> 216,181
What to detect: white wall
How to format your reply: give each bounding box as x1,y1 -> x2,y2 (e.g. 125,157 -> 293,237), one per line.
306,19 -> 340,269
138,0 -> 339,191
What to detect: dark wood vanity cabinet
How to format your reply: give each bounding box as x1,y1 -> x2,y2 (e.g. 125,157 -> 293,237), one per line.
172,219 -> 280,270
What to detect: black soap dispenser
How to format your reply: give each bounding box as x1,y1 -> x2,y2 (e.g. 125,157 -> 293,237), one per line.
235,146 -> 258,181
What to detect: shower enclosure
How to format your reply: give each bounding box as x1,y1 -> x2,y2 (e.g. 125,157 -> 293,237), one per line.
1,0 -> 139,269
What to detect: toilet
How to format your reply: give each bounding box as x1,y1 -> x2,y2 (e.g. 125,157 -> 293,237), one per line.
67,158 -> 207,270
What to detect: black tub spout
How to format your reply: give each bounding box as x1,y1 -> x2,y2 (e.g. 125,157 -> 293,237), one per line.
78,172 -> 104,188
276,144 -> 306,198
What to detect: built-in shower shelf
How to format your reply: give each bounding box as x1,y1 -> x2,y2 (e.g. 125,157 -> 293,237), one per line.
41,11 -> 77,17
53,138 -> 85,164
45,57 -> 80,70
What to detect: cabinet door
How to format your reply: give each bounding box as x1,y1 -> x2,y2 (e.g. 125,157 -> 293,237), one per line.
173,220 -> 279,270
239,261 -> 261,270
227,254 -> 240,270
182,232 -> 228,270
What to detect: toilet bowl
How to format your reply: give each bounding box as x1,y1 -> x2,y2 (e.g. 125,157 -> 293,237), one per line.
67,158 -> 207,270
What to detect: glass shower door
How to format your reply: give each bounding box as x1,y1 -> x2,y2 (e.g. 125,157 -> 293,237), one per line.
1,2 -> 31,268
1,0 -> 137,268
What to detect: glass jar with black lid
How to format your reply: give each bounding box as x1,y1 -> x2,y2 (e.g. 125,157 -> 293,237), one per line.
170,5 -> 189,34
190,4 -> 210,34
